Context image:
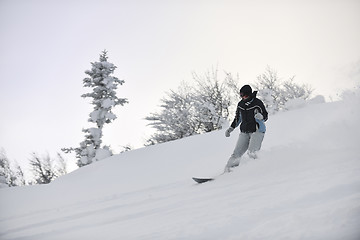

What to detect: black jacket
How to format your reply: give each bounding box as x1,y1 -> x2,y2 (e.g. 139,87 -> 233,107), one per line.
230,91 -> 268,133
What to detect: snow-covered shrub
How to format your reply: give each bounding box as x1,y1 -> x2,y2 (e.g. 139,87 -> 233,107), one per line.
308,95 -> 325,105
256,66 -> 313,113
0,149 -> 25,187
146,69 -> 233,145
146,66 -> 314,145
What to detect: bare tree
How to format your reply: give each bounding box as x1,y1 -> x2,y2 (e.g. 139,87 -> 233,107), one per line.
29,153 -> 55,184
29,153 -> 68,184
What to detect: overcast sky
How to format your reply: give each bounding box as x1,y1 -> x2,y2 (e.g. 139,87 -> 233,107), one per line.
1,0 -> 359,172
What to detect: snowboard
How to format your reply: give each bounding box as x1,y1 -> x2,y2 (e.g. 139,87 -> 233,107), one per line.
192,177 -> 215,184
192,170 -> 229,184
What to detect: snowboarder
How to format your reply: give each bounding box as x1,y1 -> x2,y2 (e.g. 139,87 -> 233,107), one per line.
224,85 -> 268,172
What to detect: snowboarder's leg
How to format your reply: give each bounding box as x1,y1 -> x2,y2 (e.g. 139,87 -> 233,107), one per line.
225,133 -> 250,172
247,131 -> 265,159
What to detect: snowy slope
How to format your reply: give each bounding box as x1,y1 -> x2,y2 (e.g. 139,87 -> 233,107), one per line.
1,93 -> 360,240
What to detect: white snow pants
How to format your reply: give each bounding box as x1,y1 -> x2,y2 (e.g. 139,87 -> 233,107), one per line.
225,131 -> 265,169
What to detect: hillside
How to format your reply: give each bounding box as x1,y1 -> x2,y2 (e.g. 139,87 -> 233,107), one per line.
1,93 -> 360,240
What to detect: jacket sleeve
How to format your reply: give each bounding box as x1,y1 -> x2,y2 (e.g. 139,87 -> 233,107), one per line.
230,102 -> 242,128
258,100 -> 268,122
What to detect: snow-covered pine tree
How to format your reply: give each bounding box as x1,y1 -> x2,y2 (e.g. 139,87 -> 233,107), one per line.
0,150 -> 10,188
63,50 -> 128,167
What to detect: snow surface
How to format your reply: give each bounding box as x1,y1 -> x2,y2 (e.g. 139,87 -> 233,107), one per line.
1,93 -> 360,240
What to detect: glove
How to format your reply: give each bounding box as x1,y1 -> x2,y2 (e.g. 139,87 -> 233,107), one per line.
254,113 -> 263,120
225,127 -> 234,137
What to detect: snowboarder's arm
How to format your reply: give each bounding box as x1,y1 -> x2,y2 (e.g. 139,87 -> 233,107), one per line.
230,103 -> 242,128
